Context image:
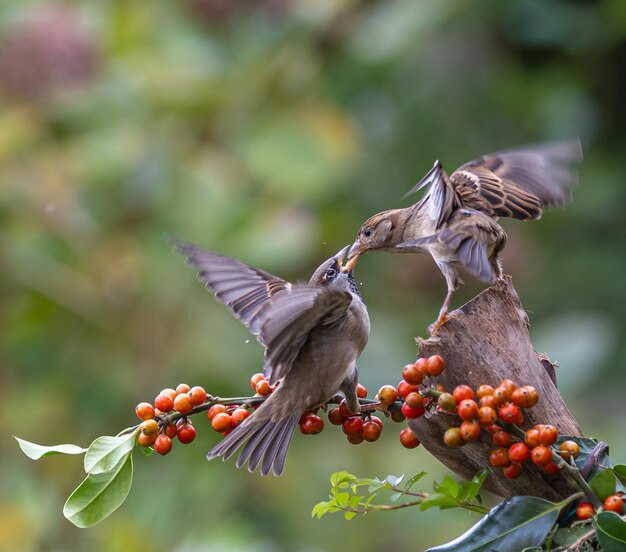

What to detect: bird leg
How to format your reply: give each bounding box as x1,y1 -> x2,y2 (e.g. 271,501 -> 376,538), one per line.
429,288 -> 454,335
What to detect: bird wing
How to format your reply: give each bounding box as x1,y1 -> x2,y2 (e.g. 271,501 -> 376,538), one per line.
450,139 -> 582,220
260,287 -> 353,385
172,239 -> 290,344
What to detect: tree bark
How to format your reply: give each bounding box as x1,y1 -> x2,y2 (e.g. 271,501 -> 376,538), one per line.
408,277 -> 583,500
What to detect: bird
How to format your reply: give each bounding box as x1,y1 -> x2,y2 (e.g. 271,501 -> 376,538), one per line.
172,240 -> 370,476
344,139 -> 582,332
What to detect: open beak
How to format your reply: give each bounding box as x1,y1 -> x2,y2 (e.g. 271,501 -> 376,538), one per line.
334,245 -> 350,270
341,242 -> 363,273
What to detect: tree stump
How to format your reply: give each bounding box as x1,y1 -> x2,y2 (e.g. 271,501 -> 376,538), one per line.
409,276 -> 583,500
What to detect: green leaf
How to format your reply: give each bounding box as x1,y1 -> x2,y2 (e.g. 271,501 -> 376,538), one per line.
14,436 -> 87,460
419,493 -> 458,511
434,476 -> 459,498
348,495 -> 362,509
405,472 -> 427,491
84,433 -> 137,474
596,511 -> 626,552
63,454 -> 133,528
332,490 -> 350,508
613,464 -> 626,487
367,478 -> 389,493
467,470 -> 488,502
552,525 -> 594,547
425,496 -> 562,552
344,511 -> 356,520
139,445 -> 154,457
589,468 -> 616,501
311,501 -> 332,519
390,492 -> 403,503
330,471 -> 357,488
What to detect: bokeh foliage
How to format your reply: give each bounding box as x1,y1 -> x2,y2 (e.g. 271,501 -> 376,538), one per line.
2,0 -> 626,550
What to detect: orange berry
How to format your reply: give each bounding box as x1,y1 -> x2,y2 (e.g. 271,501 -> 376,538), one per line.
327,407 -> 346,425
460,420 -> 481,441
404,392 -> 424,409
531,445 -> 552,466
154,435 -> 172,455
537,425 -> 558,447
377,385 -> 399,406
476,385 -> 495,400
499,380 -> 517,395
508,443 -> 530,464
544,462 -> 561,475
414,357 -> 430,377
493,387 -> 510,406
402,363 -> 424,385
398,380 -> 420,398
256,379 -> 273,396
175,383 -> 190,395
437,392 -> 457,413
173,393 -> 193,414
503,463 -> 523,479
362,421 -> 382,442
135,402 -> 155,421
558,440 -> 580,461
164,423 -> 177,438
453,385 -> 475,403
188,386 -> 207,406
159,388 -> 177,401
576,502 -> 595,520
489,447 -> 510,467
140,419 -> 159,436
356,383 -> 368,398
478,395 -> 497,409
231,408 -> 250,426
426,355 -> 445,376
399,427 -> 420,449
207,403 -> 227,421
511,386 -> 538,408
604,495 -> 624,514
457,399 -> 479,421
524,428 -> 541,448
478,406 -> 497,426
498,403 -> 523,425
250,373 -> 265,390
443,427 -> 465,447
211,412 -> 232,433
138,432 -> 157,447
492,430 -> 512,447
154,394 -> 174,413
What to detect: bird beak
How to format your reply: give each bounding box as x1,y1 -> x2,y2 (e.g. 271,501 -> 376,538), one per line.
334,245 -> 350,269
341,242 -> 362,273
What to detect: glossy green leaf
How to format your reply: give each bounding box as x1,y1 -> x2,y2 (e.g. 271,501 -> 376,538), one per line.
419,493 -> 458,511
15,436 -> 87,460
330,471 -> 357,488
404,472 -> 427,491
551,525 -> 594,548
589,468 -> 616,500
434,476 -> 459,498
63,454 -> 133,528
595,511 -> 626,552
612,464 -> 626,486
84,433 -> 137,474
426,496 -> 561,552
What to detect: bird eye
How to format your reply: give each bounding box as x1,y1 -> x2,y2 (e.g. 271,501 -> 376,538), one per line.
324,268 -> 336,281
363,229 -> 372,238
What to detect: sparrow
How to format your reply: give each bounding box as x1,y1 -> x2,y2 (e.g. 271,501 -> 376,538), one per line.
345,139 -> 582,331
172,240 -> 370,476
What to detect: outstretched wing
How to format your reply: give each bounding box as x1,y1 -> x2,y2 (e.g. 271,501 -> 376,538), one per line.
172,239 -> 290,343
450,139 -> 582,220
260,287 -> 353,385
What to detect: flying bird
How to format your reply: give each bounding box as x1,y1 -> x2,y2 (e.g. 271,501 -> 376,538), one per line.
345,139 -> 582,331
173,241 -> 370,476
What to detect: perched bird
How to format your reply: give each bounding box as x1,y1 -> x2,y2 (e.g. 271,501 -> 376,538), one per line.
345,139 -> 582,331
173,241 -> 370,476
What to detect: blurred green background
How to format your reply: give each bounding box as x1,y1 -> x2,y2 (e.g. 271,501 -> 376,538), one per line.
2,0 -> 626,550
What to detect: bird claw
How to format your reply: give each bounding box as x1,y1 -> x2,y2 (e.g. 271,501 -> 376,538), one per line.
428,312 -> 448,335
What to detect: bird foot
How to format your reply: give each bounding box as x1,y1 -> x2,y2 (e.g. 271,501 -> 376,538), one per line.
428,312 -> 449,335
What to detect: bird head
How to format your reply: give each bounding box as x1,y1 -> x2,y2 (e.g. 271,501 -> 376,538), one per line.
310,245 -> 360,294
343,211 -> 396,272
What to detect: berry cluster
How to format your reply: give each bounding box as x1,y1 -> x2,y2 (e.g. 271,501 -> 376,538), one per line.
135,383 -> 206,455
576,493 -> 625,520
327,384 -> 384,444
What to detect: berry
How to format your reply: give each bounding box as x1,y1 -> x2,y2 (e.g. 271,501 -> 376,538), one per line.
300,413 -> 324,435
460,420 -> 481,441
174,393 -> 193,415
231,408 -> 250,426
414,357 -> 430,377
164,423 -> 177,438
399,427 -> 420,449
503,463 -> 523,479
498,403 -> 523,425
511,386 -> 538,408
453,385 -> 475,403
154,435 -> 173,455
524,428 -> 541,448
328,407 -> 346,425
342,417 -> 363,436
604,495 -> 624,514
402,363 -> 423,386
398,380 -> 420,398
478,406 -> 497,426
138,432 -> 157,447
492,430 -> 512,447
370,416 -> 383,429
362,421 -> 382,442
426,355 -> 445,376
558,440 -> 580,461
404,392 -> 424,409
401,402 -> 425,419
188,386 -> 207,406
160,388 -> 177,401
140,419 -> 159,436
338,399 -> 354,419
537,425 -> 558,447
211,412 -> 232,433
135,402 -> 155,421
458,399 -> 479,421
508,443 -> 531,464
389,405 -> 406,423
256,379 -> 273,396
499,379 -> 517,395
377,385 -> 399,406
478,395 -> 497,409
356,383 -> 368,398
443,427 -> 465,447
437,392 -> 457,413
175,383 -> 190,395
250,373 -> 265,390
493,387 -> 510,406
177,423 -> 196,444
531,445 -> 552,466
576,502 -> 595,520
476,385 -> 495,400
207,404 -> 227,420
544,462 -> 561,475
347,432 -> 364,445
155,394 -> 174,413
489,448 -> 510,467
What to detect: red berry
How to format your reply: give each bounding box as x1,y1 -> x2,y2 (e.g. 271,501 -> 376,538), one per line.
558,440 -> 580,460
414,357 -> 430,377
175,383 -> 190,395
476,385 -> 495,400
544,461 -> 561,475
489,447 -> 510,467
338,399 -> 354,418
177,423 -> 196,444
140,419 -> 159,436
342,417 -> 363,435
453,385 -> 475,403
138,432 -> 157,447
154,394 -> 174,413
377,385 -> 399,406
511,386 -> 538,408
498,403 -> 523,425
154,435 -> 172,455
531,445 -> 552,466
604,495 -> 624,514
576,502 -> 595,520
370,415 -> 383,429
211,412 -> 232,433
174,393 -> 193,414
135,402 -> 155,421
493,387 -> 510,406
404,392 -> 424,409
457,399 -> 479,421
401,402 -> 425,419
356,383 -> 368,398
207,404 -> 227,420
164,423 -> 177,438
443,427 -> 465,447
492,430 -> 512,447
398,380 -> 420,398
347,432 -> 364,445
524,428 -> 541,448
437,393 -> 457,413
250,373 -> 265,390
159,388 -> 177,401
400,427 -> 420,449
478,406 -> 497,426
231,408 -> 250,426
328,407 -> 346,425
362,421 -> 382,442
503,463 -> 523,479
508,443 -> 530,464
499,380 -> 517,396
188,386 -> 207,406
524,386 -> 539,407
478,395 -> 497,409
537,425 -> 558,447
460,420 -> 481,441
426,355 -> 445,376
402,363 -> 423,385
256,379 -> 273,396
300,413 -> 324,435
